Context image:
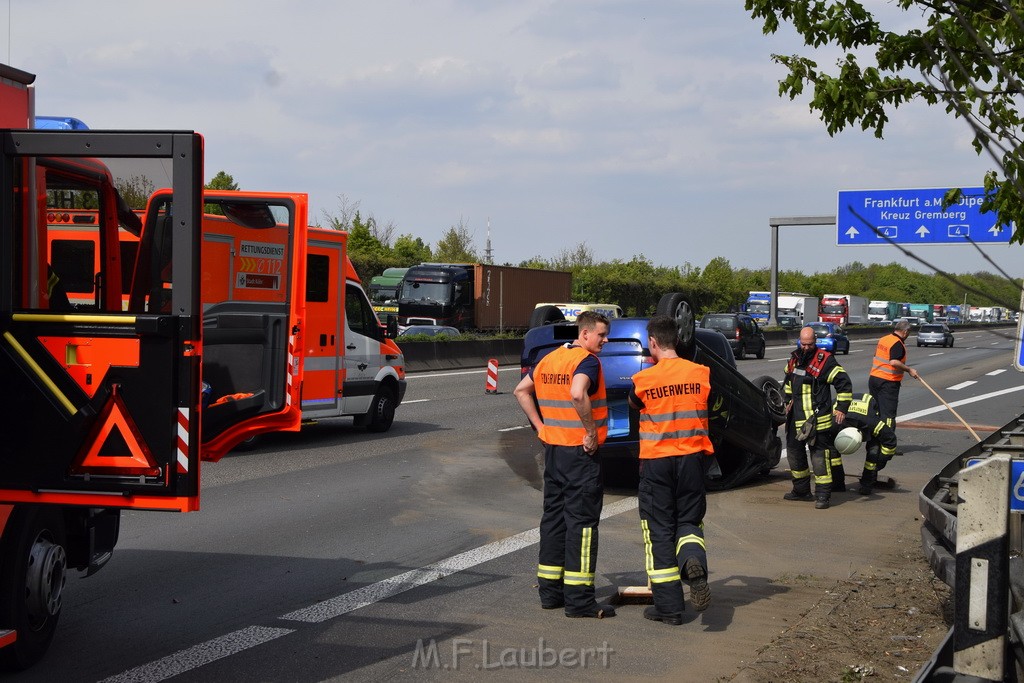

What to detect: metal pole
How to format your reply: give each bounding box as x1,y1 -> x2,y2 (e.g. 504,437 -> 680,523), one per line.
767,216 -> 836,328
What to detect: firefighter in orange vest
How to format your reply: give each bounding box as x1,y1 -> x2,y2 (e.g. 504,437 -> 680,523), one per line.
783,326 -> 853,509
514,310 -> 615,618
628,314 -> 713,624
869,319 -> 918,448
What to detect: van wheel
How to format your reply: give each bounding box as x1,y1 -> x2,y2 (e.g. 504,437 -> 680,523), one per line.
655,293 -> 695,356
365,388 -> 397,433
233,435 -> 261,452
0,507 -> 66,671
753,375 -> 787,426
529,305 -> 565,328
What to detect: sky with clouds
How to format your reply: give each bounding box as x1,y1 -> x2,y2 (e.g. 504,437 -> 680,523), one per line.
5,0 -> 1022,283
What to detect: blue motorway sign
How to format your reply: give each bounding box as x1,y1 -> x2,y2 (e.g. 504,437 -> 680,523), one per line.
837,187 -> 1013,245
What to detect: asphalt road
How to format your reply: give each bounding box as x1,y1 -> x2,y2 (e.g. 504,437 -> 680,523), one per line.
15,326 -> 1023,682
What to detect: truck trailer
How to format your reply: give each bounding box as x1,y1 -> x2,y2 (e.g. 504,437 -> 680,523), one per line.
397,263 -> 571,331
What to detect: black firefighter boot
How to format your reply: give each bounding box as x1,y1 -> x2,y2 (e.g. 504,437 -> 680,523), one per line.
858,469 -> 877,496
815,484 -> 831,509
783,477 -> 813,502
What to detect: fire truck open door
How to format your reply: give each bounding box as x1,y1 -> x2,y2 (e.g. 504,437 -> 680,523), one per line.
0,131 -> 204,512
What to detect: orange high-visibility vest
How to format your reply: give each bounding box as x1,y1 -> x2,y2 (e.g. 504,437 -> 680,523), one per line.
632,357 -> 713,459
870,333 -> 906,382
534,345 -> 607,447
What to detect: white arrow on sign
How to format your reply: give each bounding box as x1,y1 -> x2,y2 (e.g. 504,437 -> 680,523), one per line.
845,226 -> 859,238
916,225 -> 930,238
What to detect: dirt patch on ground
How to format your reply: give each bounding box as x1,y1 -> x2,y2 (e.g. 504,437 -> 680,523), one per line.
728,527 -> 952,682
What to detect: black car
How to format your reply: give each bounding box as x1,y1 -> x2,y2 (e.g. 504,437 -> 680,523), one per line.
699,312 -> 767,360
521,294 -> 785,490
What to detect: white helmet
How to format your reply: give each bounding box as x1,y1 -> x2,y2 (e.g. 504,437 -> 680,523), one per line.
834,427 -> 863,455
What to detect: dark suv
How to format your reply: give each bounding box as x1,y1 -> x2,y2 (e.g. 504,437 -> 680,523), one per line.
521,294 -> 785,490
699,313 -> 766,360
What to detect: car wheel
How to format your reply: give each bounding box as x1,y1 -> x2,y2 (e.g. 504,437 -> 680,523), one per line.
917,341 -> 922,347
365,388 -> 397,433
0,506 -> 66,670
655,293 -> 695,357
528,305 -> 565,329
233,434 -> 261,452
843,342 -> 849,355
753,375 -> 787,426
949,338 -> 954,347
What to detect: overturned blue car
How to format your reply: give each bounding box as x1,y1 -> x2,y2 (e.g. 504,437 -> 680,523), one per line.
521,294 -> 786,490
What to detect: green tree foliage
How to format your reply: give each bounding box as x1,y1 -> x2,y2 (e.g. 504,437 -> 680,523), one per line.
744,0 -> 1024,244
433,219 -> 478,262
205,171 -> 239,191
115,174 -> 156,210
393,234 -> 433,264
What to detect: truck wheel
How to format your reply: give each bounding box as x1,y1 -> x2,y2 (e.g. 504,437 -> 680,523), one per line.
0,506 -> 67,670
655,293 -> 695,356
753,375 -> 787,426
528,305 -> 565,328
365,388 -> 397,433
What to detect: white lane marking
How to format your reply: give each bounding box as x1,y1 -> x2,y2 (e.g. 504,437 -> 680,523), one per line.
946,381 -> 977,391
281,496 -> 639,623
987,369 -> 1007,376
499,425 -> 529,432
100,626 -> 295,683
898,384 -> 1024,422
108,497 -> 640,681
992,341 -> 1001,345
402,399 -> 431,404
928,352 -> 944,357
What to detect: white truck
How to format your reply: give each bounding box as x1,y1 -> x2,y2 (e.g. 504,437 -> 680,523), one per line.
777,295 -> 818,325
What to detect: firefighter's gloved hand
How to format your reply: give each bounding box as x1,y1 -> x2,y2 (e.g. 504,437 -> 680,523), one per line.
796,419 -> 816,442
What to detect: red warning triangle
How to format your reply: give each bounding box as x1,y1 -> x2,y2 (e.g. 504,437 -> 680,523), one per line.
72,387 -> 159,476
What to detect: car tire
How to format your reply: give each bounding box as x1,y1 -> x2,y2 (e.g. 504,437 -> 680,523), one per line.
949,338 -> 954,347
655,293 -> 695,357
753,375 -> 787,426
843,342 -> 849,355
528,305 -> 565,329
756,342 -> 765,359
917,341 -> 922,347
0,506 -> 66,671
736,343 -> 746,360
365,388 -> 397,433
233,434 -> 262,452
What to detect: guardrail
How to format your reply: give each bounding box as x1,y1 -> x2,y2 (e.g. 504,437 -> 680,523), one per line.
916,414 -> 1024,681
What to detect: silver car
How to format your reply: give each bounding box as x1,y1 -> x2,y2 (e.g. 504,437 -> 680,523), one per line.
917,323 -> 954,347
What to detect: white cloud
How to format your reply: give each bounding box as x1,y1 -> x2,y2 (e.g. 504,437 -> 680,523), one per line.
2,0 -> 1016,279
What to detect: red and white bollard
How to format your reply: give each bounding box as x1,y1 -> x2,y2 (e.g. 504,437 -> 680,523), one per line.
485,358 -> 499,394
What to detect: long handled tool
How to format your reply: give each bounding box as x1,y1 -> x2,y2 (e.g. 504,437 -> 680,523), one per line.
915,373 -> 982,442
